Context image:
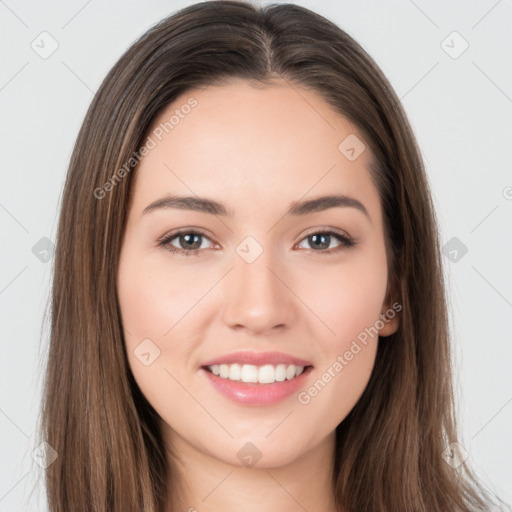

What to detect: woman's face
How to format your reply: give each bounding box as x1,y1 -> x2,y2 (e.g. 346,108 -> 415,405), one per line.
117,80 -> 398,468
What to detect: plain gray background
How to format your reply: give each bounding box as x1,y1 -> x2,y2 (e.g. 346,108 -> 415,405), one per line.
1,0 -> 511,509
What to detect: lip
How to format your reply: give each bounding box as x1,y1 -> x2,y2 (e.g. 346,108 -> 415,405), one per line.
199,365 -> 314,406
200,350 -> 313,368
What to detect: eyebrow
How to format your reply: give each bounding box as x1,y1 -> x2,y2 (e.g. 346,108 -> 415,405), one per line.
142,193 -> 370,220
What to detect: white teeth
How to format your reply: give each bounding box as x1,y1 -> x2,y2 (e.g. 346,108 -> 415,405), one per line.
240,364 -> 257,383
258,364 -> 275,384
229,363 -> 242,381
275,364 -> 286,382
207,363 -> 307,384
286,364 -> 296,380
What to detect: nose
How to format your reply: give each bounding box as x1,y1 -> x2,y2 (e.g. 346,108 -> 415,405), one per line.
221,247 -> 296,335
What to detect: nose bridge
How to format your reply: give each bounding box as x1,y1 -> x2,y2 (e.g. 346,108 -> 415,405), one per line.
221,238 -> 292,332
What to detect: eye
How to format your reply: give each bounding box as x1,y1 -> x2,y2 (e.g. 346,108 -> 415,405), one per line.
158,228 -> 356,257
295,230 -> 356,255
158,229 -> 215,256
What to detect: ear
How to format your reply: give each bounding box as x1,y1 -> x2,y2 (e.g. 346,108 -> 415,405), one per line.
378,279 -> 401,337
378,300 -> 400,337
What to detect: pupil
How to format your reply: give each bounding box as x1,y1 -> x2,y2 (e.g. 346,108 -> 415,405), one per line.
182,234 -> 201,249
311,234 -> 329,250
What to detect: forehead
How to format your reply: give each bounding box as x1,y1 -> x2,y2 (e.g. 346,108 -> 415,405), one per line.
131,80 -> 381,222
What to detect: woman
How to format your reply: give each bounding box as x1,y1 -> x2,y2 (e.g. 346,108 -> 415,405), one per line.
39,1 -> 504,510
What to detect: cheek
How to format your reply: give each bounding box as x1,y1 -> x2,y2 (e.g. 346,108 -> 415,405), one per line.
117,251 -> 197,342
117,250 -> 203,417
116,249 -> 190,374
290,249 -> 387,421
298,251 -> 388,350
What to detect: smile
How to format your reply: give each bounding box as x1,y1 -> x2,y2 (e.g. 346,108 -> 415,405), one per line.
199,364 -> 314,406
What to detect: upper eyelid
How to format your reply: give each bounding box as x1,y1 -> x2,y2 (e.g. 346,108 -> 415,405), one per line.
158,228 -> 214,245
300,226 -> 351,239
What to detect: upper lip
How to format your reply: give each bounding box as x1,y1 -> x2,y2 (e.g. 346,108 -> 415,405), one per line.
200,351 -> 313,368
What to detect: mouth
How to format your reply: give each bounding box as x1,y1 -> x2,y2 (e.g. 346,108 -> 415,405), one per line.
199,363 -> 314,406
198,350 -> 314,405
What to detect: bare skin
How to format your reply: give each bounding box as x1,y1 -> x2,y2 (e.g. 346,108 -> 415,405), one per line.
117,79 -> 399,512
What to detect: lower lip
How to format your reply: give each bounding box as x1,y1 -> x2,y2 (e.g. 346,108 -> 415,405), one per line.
199,366 -> 314,406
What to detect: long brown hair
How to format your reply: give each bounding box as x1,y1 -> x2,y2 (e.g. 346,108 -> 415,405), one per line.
39,1 -> 502,510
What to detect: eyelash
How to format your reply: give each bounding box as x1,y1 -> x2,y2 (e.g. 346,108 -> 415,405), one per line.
157,228 -> 356,257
